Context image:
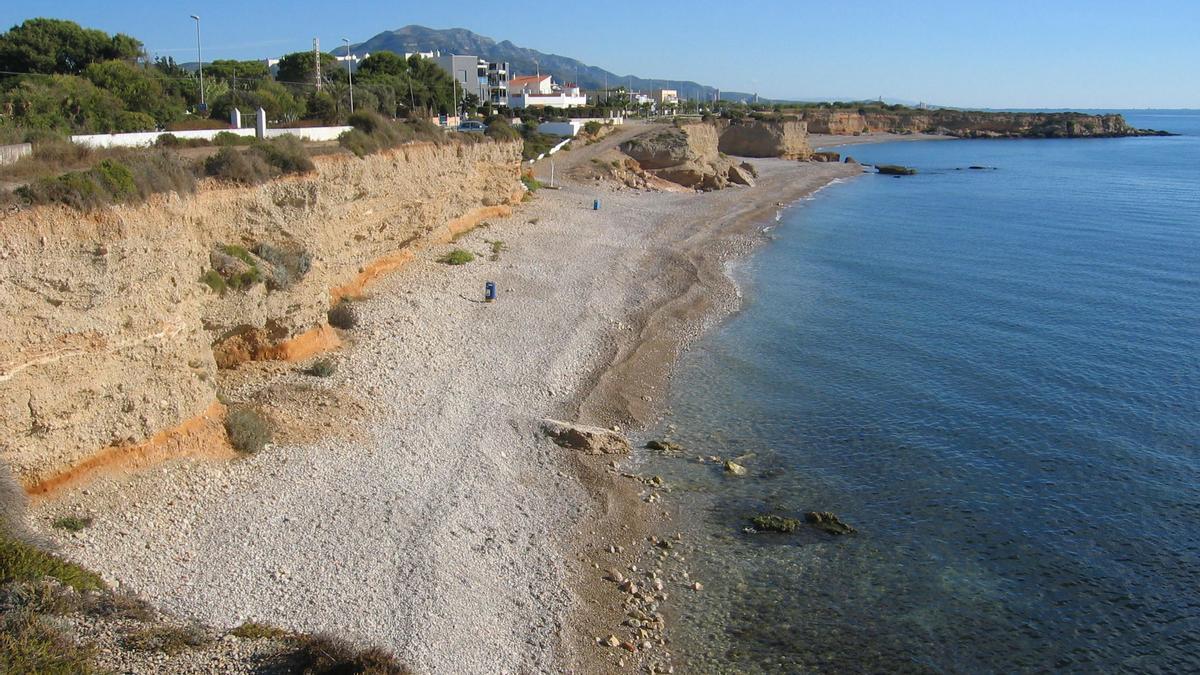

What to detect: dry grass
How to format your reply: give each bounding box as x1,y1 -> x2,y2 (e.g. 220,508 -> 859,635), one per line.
275,633 -> 411,675
123,624 -> 211,655
229,621 -> 289,640
0,611 -> 97,674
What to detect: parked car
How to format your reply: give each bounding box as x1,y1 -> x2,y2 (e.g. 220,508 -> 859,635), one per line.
458,120 -> 486,133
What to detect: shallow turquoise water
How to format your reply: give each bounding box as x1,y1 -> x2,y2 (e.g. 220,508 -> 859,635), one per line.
643,112 -> 1200,672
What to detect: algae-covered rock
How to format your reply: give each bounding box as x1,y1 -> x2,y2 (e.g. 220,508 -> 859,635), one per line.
750,514 -> 801,533
645,439 -> 684,453
724,460 -> 747,476
804,511 -> 857,535
876,164 -> 917,176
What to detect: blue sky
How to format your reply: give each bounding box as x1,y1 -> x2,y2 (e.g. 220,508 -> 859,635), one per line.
4,1 -> 1198,108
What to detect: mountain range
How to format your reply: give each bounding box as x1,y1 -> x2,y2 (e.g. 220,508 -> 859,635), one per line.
349,25 -> 758,102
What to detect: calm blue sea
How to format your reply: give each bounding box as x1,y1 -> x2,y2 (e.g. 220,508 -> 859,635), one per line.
643,112 -> 1200,673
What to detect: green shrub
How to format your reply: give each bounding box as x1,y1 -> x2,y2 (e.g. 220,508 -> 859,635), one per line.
253,135 -> 313,174
199,269 -> 226,294
51,516 -> 92,533
225,267 -> 262,291
222,244 -> 255,266
520,174 -> 541,192
203,147 -> 273,184
125,151 -> 197,198
439,249 -> 474,265
583,120 -> 602,135
346,110 -> 387,135
0,530 -> 105,591
521,132 -> 559,160
488,240 -> 506,261
224,405 -> 272,454
484,118 -> 520,142
340,113 -> 443,157
15,157 -> 152,209
327,303 -> 358,329
91,160 -> 137,201
338,128 -> 377,158
213,131 -> 252,146
123,625 -> 211,655
305,358 -> 337,377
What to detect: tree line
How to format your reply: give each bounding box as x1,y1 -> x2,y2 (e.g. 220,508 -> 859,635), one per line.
0,18 -> 462,138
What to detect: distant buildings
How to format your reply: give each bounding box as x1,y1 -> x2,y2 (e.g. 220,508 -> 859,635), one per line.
507,74 -> 586,109
429,53 -> 510,107
652,89 -> 679,105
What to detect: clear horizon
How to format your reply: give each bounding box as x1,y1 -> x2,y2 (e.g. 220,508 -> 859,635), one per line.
4,0 -> 1198,108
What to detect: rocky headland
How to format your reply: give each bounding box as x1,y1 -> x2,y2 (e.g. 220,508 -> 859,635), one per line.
799,108 -> 1168,138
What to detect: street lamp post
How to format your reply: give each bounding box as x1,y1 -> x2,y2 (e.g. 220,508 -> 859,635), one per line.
189,15 -> 204,110
341,38 -> 354,114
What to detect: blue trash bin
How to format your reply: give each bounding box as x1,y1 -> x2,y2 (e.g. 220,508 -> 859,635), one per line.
593,198 -> 600,210
484,281 -> 497,302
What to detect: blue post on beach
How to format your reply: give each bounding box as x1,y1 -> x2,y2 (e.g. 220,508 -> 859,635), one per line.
484,281 -> 496,302
593,198 -> 600,210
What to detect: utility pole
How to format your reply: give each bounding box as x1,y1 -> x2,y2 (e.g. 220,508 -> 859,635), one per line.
189,15 -> 204,109
342,37 -> 354,113
313,38 -> 322,92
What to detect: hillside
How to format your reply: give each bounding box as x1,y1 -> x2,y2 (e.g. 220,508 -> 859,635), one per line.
351,25 -> 753,100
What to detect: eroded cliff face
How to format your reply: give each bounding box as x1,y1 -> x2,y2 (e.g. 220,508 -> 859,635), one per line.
0,140 -> 522,489
717,119 -> 813,160
801,109 -> 1149,138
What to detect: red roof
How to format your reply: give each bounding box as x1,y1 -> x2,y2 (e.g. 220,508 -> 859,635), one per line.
509,75 -> 550,87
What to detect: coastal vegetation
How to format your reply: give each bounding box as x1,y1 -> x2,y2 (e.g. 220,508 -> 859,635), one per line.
439,249 -> 475,265
224,405 -> 273,454
328,302 -> 360,329
305,358 -> 338,377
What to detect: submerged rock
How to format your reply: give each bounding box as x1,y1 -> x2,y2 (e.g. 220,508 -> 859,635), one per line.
875,164 -> 917,176
804,511 -> 857,535
723,460 -> 747,476
749,514 -> 801,533
644,439 -> 683,452
542,419 -> 631,455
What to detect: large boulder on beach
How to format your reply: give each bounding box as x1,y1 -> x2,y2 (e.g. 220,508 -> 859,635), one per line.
727,163 -> 756,186
620,122 -> 740,191
542,419 -> 631,455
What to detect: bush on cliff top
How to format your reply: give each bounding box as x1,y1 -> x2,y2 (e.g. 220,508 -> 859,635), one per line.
338,111 -> 448,158
204,136 -> 313,184
15,151 -> 196,210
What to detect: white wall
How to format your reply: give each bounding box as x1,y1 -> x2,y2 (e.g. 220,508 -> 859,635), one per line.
536,118 -> 625,138
71,126 -> 354,149
510,93 -> 589,110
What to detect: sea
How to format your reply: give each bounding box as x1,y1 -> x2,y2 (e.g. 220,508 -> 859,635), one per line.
639,111 -> 1200,673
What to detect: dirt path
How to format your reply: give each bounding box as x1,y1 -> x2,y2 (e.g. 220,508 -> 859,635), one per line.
528,122 -> 651,184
